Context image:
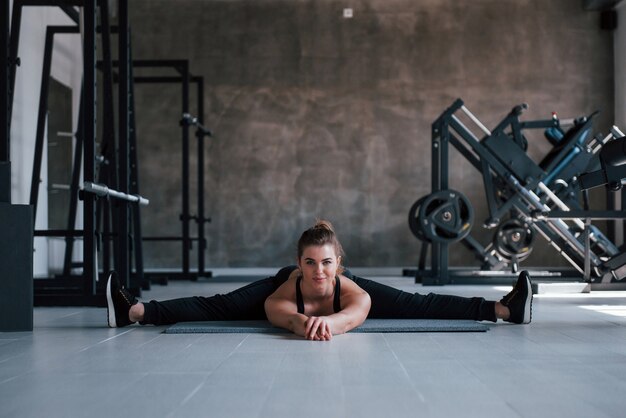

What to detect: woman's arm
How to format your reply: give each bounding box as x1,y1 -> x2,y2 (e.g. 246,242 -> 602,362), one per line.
264,269 -> 311,337
323,285 -> 371,335
264,294 -> 310,337
264,273 -> 372,340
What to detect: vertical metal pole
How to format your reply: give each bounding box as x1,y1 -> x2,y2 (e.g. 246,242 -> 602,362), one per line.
429,122 -> 442,284
429,120 -> 450,285
622,190 -> 626,247
99,0 -> 117,277
83,0 -> 98,292
182,62 -> 190,280
63,84 -> 84,276
29,28 -> 55,222
7,0 -> 23,140
0,0 -> 9,203
582,189 -> 591,281
584,217 -> 591,281
431,125 -> 442,193
117,0 -> 130,286
607,189 -> 616,243
196,78 -> 206,277
440,123 -> 450,285
126,33 -> 145,288
128,56 -> 146,289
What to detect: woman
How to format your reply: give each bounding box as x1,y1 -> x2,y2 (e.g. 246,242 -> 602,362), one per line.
107,221 -> 532,340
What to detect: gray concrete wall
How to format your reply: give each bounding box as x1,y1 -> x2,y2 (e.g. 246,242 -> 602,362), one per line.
128,0 -> 614,269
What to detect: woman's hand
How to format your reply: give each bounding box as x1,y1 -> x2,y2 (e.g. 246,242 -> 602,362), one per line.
304,316 -> 333,341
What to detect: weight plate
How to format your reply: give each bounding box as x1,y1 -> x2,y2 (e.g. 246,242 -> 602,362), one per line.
417,190 -> 474,243
408,196 -> 430,242
493,219 -> 534,261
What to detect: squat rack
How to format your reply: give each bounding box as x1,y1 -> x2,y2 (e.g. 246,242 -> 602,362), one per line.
7,0 -> 146,305
110,59 -> 212,282
7,1 -> 213,305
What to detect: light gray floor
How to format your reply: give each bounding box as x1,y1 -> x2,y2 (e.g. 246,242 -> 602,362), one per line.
2,275 -> 626,418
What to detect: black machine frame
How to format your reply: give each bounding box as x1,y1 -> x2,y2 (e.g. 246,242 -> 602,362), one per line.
410,98 -> 626,288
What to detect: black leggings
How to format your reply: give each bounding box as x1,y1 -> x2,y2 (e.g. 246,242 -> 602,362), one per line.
142,266 -> 497,325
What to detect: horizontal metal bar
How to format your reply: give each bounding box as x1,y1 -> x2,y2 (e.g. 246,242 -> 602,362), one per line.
82,182 -> 149,205
108,59 -> 188,68
534,210 -> 626,220
34,230 -> 83,237
35,232 -> 204,240
142,236 -> 201,241
519,119 -> 558,130
19,0 -> 81,6
133,76 -> 203,83
45,25 -> 79,34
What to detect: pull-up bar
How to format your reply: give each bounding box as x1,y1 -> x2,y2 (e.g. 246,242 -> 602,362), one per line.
82,181 -> 150,205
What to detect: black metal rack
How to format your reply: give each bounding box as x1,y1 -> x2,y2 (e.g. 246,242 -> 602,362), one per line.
111,59 -> 212,282
5,0 -> 212,306
6,0 -> 105,305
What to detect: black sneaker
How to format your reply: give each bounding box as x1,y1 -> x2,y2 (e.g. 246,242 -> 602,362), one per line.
106,271 -> 137,328
500,270 -> 533,324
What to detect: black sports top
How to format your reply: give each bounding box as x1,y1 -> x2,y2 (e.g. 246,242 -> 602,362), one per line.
296,275 -> 342,314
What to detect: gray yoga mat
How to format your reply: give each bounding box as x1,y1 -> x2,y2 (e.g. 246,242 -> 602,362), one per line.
165,319 -> 489,334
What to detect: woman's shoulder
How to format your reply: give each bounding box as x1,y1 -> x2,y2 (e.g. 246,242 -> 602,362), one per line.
274,265 -> 299,280
338,273 -> 364,293
269,267 -> 299,299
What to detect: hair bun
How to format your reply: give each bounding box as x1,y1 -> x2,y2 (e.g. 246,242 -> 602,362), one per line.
314,219 -> 335,232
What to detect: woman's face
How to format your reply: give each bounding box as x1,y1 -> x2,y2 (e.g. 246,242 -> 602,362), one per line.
298,244 -> 341,285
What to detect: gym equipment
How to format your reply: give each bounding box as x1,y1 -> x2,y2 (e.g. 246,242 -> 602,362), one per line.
181,112 -> 213,137
408,195 -> 429,242
165,319 -> 489,334
180,110 -> 213,279
408,98 -> 626,287
409,189 -> 473,243
9,1 -> 202,305
8,1 -> 214,305
493,219 -> 534,262
579,130 -> 626,191
14,1 -> 139,305
126,62 -> 213,282
5,1 -> 104,305
82,181 -> 149,205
